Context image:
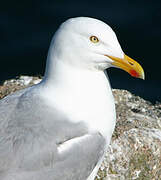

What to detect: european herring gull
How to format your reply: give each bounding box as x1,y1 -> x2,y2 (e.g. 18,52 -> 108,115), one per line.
0,17 -> 144,180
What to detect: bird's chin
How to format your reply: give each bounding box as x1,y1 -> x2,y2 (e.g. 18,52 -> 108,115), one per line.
95,62 -> 111,71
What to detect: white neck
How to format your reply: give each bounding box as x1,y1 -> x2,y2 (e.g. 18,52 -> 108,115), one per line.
43,51 -> 106,88
41,55 -> 116,140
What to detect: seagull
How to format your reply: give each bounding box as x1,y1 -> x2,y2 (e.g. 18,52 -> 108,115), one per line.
0,17 -> 144,180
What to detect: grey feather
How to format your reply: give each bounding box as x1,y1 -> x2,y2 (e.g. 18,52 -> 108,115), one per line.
0,86 -> 106,180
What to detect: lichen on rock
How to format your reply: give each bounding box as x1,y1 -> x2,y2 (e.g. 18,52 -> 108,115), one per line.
97,90 -> 161,180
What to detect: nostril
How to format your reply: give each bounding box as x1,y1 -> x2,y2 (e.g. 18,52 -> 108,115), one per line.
129,62 -> 134,66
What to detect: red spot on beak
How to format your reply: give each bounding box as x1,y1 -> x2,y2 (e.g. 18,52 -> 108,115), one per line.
130,70 -> 139,78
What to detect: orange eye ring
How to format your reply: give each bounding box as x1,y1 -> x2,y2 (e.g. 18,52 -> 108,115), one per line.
90,36 -> 99,43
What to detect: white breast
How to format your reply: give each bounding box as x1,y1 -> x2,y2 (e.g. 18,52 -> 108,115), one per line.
41,66 -> 116,142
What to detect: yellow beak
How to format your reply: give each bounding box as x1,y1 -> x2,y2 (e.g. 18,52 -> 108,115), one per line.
106,54 -> 145,79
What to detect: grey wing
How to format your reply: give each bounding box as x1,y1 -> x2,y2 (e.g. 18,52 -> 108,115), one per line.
2,133 -> 105,180
0,87 -> 106,180
0,87 -> 33,170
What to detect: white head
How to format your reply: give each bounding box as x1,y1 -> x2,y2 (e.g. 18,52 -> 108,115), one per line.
46,17 -> 144,78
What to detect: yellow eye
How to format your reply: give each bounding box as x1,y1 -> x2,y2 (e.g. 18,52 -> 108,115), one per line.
90,36 -> 99,43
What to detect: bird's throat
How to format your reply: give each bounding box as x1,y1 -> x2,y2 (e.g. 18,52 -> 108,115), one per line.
42,61 -> 116,140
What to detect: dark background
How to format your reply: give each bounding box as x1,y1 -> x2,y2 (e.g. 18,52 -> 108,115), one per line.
0,0 -> 161,103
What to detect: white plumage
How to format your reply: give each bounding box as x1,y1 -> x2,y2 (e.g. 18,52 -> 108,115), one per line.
0,17 -> 144,180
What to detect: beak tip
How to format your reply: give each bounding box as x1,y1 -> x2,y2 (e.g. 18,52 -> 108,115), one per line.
130,69 -> 145,80
141,73 -> 145,80
140,70 -> 145,80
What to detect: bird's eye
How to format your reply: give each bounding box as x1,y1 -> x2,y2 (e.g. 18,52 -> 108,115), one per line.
90,36 -> 99,43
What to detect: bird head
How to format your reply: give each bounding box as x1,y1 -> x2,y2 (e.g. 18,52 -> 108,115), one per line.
49,17 -> 144,79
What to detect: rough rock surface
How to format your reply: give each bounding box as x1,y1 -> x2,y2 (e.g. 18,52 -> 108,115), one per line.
97,90 -> 161,180
0,76 -> 161,180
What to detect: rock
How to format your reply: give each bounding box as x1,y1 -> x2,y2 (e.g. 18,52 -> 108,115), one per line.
0,76 -> 42,99
0,76 -> 161,179
96,90 -> 161,180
